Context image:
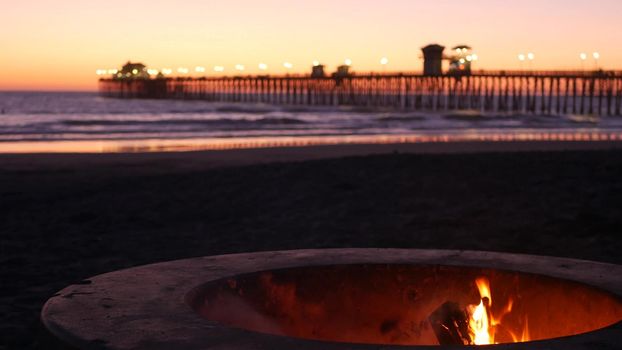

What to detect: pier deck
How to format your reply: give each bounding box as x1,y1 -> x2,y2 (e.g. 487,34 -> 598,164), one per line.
99,72 -> 622,116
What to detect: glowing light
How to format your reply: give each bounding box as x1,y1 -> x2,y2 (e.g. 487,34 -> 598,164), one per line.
344,58 -> 352,66
162,68 -> 173,75
258,63 -> 268,70
459,58 -> 466,64
380,57 -> 389,65
235,64 -> 245,71
468,278 -> 492,345
518,54 -> 526,61
131,69 -> 138,75
471,54 -> 478,61
466,55 -> 473,62
466,277 -> 530,345
213,66 -> 225,72
312,60 -> 320,66
195,66 -> 206,73
580,53 -> 588,60
107,69 -> 118,74
95,69 -> 105,75
469,300 -> 491,345
283,62 -> 293,69
147,69 -> 159,75
593,52 -> 600,59
527,52 -> 535,60
455,48 -> 462,54
177,67 -> 189,74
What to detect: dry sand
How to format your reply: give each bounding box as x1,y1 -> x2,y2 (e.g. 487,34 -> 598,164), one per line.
1,141 -> 622,349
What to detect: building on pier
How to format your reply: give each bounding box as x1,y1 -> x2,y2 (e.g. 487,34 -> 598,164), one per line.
311,64 -> 326,78
115,61 -> 149,80
422,44 -> 445,76
333,65 -> 352,78
448,45 -> 473,75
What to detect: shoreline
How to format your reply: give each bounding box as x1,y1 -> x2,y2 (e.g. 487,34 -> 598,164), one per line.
2,140 -> 622,173
2,130 -> 622,154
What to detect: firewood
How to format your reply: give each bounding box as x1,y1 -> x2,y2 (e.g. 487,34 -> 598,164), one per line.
428,301 -> 471,345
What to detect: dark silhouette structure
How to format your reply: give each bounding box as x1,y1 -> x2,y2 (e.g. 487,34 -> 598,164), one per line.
422,44 -> 445,76
116,62 -> 149,80
311,65 -> 326,78
333,65 -> 352,78
99,71 -> 622,116
449,45 -> 473,76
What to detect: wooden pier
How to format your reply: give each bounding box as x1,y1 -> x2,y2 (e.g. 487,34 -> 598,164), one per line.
99,71 -> 622,116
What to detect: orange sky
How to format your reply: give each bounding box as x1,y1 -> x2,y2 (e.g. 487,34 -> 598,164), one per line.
1,0 -> 621,91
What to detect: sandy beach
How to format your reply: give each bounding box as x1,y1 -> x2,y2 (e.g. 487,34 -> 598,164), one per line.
2,141 -> 622,349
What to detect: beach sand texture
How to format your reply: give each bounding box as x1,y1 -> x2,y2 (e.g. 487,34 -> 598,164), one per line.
1,143 -> 622,349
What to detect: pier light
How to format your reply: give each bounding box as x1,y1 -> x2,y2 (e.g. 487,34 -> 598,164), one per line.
95,69 -> 104,75
593,52 -> 600,69
471,54 -> 478,61
235,64 -> 245,71
283,62 -> 293,69
147,69 -> 159,75
527,52 -> 535,60
344,58 -> 352,66
455,48 -> 462,54
195,66 -> 206,73
177,67 -> 189,74
213,66 -> 225,72
518,54 -> 526,61
162,68 -> 173,75
107,69 -> 118,74
380,57 -> 389,65
466,55 -> 473,62
313,60 -> 320,67
132,69 -> 138,75
459,58 -> 466,64
579,53 -> 588,71
258,63 -> 268,70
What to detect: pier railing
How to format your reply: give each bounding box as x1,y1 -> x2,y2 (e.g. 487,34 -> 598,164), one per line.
99,72 -> 622,116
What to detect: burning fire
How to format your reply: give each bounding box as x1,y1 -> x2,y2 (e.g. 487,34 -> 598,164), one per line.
467,277 -> 529,345
467,278 -> 493,344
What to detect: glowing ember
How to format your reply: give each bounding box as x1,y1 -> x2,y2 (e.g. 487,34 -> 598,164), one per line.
467,277 -> 529,345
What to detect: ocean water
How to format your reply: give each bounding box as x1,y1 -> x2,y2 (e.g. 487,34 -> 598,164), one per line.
0,91 -> 621,152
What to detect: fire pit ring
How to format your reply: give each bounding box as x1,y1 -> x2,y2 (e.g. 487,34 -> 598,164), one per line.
42,249 -> 622,349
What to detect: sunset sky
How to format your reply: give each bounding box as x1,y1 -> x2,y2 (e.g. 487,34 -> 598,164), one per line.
1,0 -> 621,91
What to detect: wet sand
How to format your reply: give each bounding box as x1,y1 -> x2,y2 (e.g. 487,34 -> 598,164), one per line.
1,141 -> 622,349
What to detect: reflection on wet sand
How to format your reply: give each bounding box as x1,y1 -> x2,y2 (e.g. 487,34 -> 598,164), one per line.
1,131 -> 621,153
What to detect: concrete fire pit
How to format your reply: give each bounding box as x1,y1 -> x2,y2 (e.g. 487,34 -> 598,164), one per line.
41,249 -> 622,349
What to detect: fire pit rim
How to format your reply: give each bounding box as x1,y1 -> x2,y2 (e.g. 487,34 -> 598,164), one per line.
41,249 -> 622,350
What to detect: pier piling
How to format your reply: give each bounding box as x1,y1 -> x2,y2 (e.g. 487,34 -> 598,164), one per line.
99,72 -> 622,116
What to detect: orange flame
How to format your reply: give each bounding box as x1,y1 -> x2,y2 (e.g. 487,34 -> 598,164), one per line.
468,278 -> 493,345
468,299 -> 492,344
467,277 -> 529,345
508,317 -> 530,343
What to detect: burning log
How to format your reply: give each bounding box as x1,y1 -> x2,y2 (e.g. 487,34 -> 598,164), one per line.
428,301 -> 471,346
